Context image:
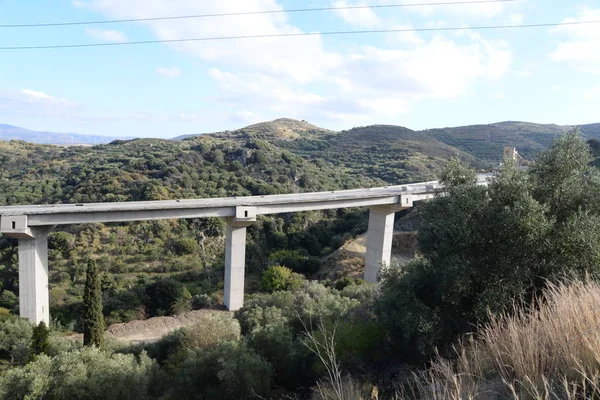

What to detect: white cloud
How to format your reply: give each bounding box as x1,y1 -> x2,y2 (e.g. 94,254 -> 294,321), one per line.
492,92 -> 505,99
69,1 -> 512,125
342,0 -> 510,18
157,67 -> 181,78
20,89 -> 72,106
333,0 -> 382,28
510,13 -> 524,25
85,28 -> 127,43
0,90 -> 75,120
515,70 -> 532,77
585,85 -> 600,100
549,9 -> 600,74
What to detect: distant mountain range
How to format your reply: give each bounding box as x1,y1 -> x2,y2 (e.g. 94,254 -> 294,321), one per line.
169,118 -> 600,184
0,124 -> 131,145
3,119 -> 600,164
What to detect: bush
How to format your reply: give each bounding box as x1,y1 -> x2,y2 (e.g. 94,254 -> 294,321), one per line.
0,347 -> 156,400
145,279 -> 187,316
0,317 -> 32,364
151,311 -> 241,363
170,237 -> 199,255
48,231 -> 75,254
29,321 -> 50,361
170,342 -> 272,400
0,290 -> 18,311
247,325 -> 315,390
191,293 -> 213,310
261,265 -> 293,293
237,281 -> 360,336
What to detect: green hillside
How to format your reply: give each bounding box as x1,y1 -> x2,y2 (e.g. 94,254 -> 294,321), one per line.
0,136 -> 381,327
275,124 -> 477,184
425,121 -> 568,163
1,118 -> 598,328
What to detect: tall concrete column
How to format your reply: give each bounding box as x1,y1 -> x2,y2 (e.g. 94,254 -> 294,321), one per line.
17,227 -> 54,325
364,206 -> 396,283
223,207 -> 256,311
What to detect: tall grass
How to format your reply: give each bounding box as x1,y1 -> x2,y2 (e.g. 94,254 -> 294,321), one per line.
401,279 -> 600,399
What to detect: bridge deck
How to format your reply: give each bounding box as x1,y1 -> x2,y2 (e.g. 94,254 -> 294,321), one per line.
0,173 -> 491,228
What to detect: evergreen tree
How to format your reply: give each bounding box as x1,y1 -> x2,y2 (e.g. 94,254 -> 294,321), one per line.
28,321 -> 49,361
83,258 -> 104,348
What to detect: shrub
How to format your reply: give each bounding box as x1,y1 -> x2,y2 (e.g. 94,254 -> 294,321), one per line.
0,317 -> 32,364
261,265 -> 293,293
48,231 -> 75,254
247,325 -> 315,390
29,321 -> 50,361
171,287 -> 192,315
0,290 -> 18,311
151,311 -> 241,364
191,293 -> 213,310
0,354 -> 52,399
170,342 -> 272,400
145,279 -> 187,316
1,347 -> 155,400
170,237 -> 199,255
237,281 -> 360,336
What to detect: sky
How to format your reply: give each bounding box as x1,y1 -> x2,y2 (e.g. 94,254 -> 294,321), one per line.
0,0 -> 599,138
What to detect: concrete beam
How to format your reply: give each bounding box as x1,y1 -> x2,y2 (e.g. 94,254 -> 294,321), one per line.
223,217 -> 254,311
0,215 -> 36,239
17,226 -> 54,325
364,207 -> 396,283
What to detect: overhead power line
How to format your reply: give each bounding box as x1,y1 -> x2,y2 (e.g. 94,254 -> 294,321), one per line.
0,0 -> 514,28
1,20 -> 597,50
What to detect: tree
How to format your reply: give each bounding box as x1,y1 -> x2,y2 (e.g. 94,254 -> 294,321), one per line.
530,129 -> 600,222
377,132 -> 600,361
29,321 -> 49,361
439,157 -> 477,187
145,279 -> 187,317
83,259 -> 104,348
261,265 -> 293,293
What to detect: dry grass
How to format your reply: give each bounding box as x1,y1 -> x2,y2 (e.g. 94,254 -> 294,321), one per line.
398,279 -> 600,399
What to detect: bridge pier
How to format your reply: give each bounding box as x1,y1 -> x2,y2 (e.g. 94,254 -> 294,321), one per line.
223,207 -> 257,311
364,198 -> 413,283
224,221 -> 250,311
1,216 -> 54,324
17,228 -> 54,325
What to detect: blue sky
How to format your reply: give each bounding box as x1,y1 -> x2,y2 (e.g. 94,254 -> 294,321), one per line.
0,0 -> 598,138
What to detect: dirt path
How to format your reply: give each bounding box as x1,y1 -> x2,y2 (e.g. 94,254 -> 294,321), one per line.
65,309 -> 232,345
106,309 -> 232,344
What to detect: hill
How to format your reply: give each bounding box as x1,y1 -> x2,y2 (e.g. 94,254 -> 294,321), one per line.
0,136 -> 380,326
1,117 -> 600,327
275,124 -> 478,184
0,123 -> 130,145
172,118 -> 332,141
174,118 -> 600,184
239,118 -> 332,139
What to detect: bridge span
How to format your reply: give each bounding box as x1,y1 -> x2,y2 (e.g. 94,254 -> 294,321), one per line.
0,174 -> 491,324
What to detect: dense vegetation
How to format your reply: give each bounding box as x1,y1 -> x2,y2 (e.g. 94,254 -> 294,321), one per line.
0,135 -> 378,327
1,119 -> 600,398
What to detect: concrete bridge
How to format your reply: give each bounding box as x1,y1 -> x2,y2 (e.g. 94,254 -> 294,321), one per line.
0,174 -> 491,324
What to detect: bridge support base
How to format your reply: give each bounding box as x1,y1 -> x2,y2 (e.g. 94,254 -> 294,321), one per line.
223,219 -> 253,311
365,207 -> 396,283
17,227 -> 54,325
